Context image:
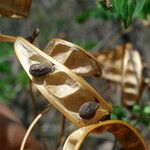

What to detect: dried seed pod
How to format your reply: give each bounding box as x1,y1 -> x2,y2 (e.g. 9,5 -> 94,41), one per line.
29,63 -> 54,77
79,101 -> 99,120
15,37 -> 112,127
63,120 -> 149,150
0,0 -> 31,18
99,112 -> 111,121
44,39 -> 102,77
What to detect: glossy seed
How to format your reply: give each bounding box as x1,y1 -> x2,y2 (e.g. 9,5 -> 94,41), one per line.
79,101 -> 99,120
29,63 -> 54,77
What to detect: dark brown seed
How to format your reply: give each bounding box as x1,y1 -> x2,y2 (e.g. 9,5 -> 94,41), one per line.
79,101 -> 99,120
29,63 -> 54,77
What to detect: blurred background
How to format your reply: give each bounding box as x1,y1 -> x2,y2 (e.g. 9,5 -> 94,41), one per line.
0,0 -> 150,150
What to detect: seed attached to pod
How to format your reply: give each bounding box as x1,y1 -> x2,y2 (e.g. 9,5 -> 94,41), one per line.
29,63 -> 54,77
79,101 -> 99,120
99,113 -> 111,122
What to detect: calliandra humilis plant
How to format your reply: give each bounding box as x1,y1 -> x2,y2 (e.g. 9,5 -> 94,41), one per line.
93,43 -> 150,108
0,34 -> 149,149
0,0 -> 31,18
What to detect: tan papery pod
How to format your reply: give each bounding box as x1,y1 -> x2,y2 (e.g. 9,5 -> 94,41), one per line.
0,34 -> 16,42
14,37 -> 111,127
63,120 -> 149,150
94,43 -> 143,107
44,39 -> 102,77
0,0 -> 31,18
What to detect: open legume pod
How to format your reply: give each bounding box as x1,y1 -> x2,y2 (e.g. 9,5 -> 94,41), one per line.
14,37 -> 111,127
0,0 -> 31,18
94,44 -> 143,107
44,39 -> 102,77
63,120 -> 149,150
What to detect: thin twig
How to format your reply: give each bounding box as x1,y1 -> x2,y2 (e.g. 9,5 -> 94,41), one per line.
92,27 -> 132,51
29,81 -> 49,150
29,80 -> 37,115
20,105 -> 51,150
26,28 -> 40,43
55,115 -> 66,150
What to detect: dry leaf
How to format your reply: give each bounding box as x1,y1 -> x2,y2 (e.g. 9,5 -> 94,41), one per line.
63,120 -> 149,150
14,37 -> 111,127
94,43 -> 143,107
0,0 -> 31,18
0,103 -> 42,150
44,39 -> 102,77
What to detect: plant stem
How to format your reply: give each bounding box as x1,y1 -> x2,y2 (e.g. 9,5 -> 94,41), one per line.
20,105 -> 51,150
29,80 -> 49,150
55,115 -> 66,150
92,27 -> 132,51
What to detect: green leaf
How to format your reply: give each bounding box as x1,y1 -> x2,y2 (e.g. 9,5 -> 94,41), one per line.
121,0 -> 138,28
0,43 -> 13,56
141,118 -> 150,126
134,0 -> 145,17
110,113 -> 118,119
141,0 -> 150,19
76,10 -> 92,23
98,0 -> 147,28
111,105 -> 126,119
132,104 -> 142,114
17,71 -> 28,88
143,105 -> 150,115
129,0 -> 136,20
114,0 -> 124,15
0,61 -> 11,73
121,0 -> 129,28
